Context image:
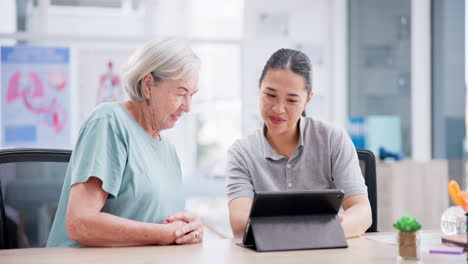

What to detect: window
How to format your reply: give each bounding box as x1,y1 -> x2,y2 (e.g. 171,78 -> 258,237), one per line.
191,44 -> 242,178
186,0 -> 244,181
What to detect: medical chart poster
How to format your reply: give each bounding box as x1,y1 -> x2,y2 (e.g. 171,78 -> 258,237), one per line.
1,46 -> 71,148
76,48 -> 130,127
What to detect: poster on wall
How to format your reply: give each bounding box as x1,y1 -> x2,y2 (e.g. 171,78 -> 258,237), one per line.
76,48 -> 131,127
0,46 -> 70,148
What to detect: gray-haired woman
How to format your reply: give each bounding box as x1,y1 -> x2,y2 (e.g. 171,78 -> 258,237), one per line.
226,48 -> 372,238
47,38 -> 203,247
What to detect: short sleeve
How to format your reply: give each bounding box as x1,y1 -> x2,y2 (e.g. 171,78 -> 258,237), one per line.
70,118 -> 127,198
225,142 -> 254,201
330,127 -> 368,198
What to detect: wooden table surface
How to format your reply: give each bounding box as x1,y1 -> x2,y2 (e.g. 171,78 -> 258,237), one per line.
0,232 -> 465,264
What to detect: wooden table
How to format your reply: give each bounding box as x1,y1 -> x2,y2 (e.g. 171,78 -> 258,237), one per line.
0,234 -> 465,263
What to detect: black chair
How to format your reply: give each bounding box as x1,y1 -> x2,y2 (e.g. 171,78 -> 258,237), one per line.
0,176 -> 8,249
356,148 -> 378,232
0,148 -> 71,249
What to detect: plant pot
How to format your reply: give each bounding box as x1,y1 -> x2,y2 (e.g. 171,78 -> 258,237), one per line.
397,231 -> 420,260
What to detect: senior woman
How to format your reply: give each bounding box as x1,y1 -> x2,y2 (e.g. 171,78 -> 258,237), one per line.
47,38 -> 203,247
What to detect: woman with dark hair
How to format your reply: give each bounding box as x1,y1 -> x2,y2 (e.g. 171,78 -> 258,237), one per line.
226,48 -> 372,238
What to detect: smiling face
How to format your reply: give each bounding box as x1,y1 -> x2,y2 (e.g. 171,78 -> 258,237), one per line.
259,69 -> 312,137
143,72 -> 198,131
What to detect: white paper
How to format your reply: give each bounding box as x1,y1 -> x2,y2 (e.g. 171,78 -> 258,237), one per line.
361,231 -> 447,254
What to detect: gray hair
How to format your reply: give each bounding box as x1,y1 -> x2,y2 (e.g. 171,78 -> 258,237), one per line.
122,37 -> 201,101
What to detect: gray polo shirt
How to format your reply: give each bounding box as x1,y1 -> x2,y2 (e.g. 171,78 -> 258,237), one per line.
226,116 -> 367,201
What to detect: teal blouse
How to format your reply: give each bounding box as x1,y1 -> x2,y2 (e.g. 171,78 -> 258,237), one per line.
47,102 -> 184,247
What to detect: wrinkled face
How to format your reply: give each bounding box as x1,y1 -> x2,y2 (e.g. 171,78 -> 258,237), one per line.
143,72 -> 198,131
259,69 -> 312,137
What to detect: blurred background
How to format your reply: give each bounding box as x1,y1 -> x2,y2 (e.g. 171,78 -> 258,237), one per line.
0,0 -> 465,245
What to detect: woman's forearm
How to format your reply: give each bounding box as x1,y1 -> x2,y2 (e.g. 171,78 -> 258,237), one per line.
228,197 -> 253,238
230,213 -> 249,237
341,203 -> 372,238
67,212 -> 177,247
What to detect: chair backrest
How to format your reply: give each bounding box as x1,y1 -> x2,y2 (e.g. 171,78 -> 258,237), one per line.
356,148 -> 378,232
0,148 -> 71,249
0,177 -> 8,249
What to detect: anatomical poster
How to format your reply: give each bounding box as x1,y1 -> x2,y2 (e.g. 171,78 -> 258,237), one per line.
76,48 -> 130,127
1,46 -> 70,148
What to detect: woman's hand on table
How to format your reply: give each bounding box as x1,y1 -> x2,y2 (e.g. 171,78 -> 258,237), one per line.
165,211 -> 204,244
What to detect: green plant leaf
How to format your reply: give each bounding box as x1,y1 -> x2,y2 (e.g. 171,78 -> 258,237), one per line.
393,215 -> 422,232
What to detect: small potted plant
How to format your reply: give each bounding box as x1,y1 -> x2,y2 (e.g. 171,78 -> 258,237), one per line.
393,215 -> 422,260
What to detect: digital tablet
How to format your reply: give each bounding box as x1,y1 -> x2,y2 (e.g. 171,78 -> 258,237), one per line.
242,189 -> 347,251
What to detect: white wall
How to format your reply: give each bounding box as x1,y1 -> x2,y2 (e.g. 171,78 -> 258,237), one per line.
27,1 -> 145,37
0,0 -> 17,144
411,0 -> 432,161
0,1 -> 16,34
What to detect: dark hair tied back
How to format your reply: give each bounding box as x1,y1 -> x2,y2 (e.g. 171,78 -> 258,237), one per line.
259,49 -> 312,117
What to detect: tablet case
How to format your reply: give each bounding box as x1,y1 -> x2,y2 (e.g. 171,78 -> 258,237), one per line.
242,190 -> 348,252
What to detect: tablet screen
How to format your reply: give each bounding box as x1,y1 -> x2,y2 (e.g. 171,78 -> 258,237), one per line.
249,189 -> 344,217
